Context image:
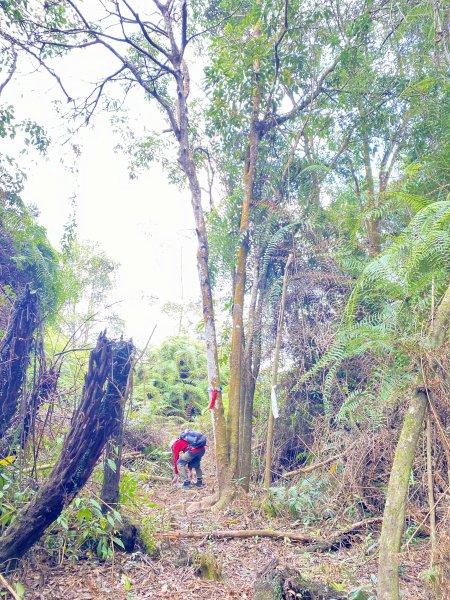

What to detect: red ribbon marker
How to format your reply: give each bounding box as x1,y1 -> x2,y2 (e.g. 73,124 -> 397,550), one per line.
208,387 -> 221,409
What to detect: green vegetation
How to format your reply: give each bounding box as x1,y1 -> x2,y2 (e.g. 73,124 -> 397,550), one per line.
0,0 -> 448,597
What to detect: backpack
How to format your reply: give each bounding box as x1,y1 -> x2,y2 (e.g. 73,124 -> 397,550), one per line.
180,429 -> 207,449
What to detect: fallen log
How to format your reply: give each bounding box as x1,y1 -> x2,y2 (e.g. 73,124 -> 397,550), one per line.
158,517 -> 383,549
158,528 -> 314,543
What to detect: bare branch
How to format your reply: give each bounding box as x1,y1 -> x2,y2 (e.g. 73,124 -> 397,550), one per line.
0,46 -> 17,95
120,0 -> 172,59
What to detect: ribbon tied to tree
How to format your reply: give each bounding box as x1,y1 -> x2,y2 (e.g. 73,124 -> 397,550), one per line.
208,387 -> 222,410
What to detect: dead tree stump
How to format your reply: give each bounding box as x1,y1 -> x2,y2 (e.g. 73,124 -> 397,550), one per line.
101,339 -> 134,509
254,559 -> 348,600
0,333 -> 135,566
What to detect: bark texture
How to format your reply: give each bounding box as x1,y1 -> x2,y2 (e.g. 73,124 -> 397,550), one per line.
0,333 -> 134,565
377,282 -> 450,600
101,340 -> 134,509
264,253 -> 292,490
0,285 -> 39,439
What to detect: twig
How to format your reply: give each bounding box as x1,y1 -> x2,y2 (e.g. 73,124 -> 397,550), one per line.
281,439 -> 358,479
0,573 -> 21,600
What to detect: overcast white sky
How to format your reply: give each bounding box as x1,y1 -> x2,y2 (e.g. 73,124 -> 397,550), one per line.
3,51 -> 202,347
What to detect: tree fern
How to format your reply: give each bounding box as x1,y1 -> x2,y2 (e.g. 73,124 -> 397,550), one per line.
299,192 -> 449,423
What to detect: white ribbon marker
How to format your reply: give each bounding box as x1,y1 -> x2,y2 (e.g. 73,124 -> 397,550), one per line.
271,385 -> 279,419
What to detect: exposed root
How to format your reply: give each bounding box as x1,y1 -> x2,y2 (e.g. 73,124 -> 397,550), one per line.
186,490 -> 220,513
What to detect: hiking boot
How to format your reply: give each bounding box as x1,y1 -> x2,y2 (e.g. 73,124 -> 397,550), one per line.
195,479 -> 204,487
181,481 -> 192,489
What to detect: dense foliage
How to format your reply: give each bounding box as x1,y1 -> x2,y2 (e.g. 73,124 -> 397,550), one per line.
0,0 -> 448,596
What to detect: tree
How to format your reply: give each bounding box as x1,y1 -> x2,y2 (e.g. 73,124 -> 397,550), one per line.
0,333 -> 134,564
0,0 -> 229,500
135,336 -> 208,417
0,285 -> 39,440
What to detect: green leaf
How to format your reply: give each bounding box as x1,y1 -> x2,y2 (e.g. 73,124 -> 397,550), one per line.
113,536 -> 125,549
15,582 -> 26,599
107,458 -> 117,472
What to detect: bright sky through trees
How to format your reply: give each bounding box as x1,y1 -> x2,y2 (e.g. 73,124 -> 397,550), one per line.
4,53 -> 199,345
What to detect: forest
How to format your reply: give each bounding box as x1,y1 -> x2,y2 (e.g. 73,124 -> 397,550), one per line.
0,0 -> 449,598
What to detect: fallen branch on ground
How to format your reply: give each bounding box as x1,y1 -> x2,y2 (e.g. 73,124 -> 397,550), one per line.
158,528 -> 314,543
0,571 -> 22,599
146,475 -> 172,483
157,517 -> 381,548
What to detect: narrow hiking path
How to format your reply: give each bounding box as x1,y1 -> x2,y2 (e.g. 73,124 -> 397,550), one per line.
19,428 -> 432,600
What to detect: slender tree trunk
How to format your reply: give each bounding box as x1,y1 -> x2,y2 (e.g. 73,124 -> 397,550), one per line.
101,340 -> 134,510
377,389 -> 427,600
239,262 -> 261,471
264,253 -> 293,490
377,283 -> 450,600
239,260 -> 266,490
0,334 -> 134,565
362,133 -> 381,255
227,52 -> 262,488
174,65 -> 228,496
426,412 -> 436,553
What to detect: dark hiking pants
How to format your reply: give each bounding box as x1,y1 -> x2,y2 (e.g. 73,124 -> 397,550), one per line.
177,448 -> 205,482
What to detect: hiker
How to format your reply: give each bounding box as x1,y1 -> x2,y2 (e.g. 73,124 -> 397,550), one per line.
172,429 -> 206,489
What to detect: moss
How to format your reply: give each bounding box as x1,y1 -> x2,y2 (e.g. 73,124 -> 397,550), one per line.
193,550 -> 223,580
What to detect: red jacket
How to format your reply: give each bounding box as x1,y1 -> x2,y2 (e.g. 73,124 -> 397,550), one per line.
172,438 -> 205,474
172,439 -> 189,474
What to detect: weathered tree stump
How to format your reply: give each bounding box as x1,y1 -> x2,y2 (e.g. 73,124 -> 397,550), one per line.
254,559 -> 347,600
0,333 -> 135,566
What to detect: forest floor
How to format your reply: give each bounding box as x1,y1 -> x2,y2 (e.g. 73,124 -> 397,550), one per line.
15,426 -> 434,600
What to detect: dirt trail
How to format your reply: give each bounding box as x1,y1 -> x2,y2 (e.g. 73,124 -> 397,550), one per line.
18,435 -> 431,599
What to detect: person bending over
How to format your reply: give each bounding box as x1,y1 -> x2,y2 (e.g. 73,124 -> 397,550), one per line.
173,429 -> 206,489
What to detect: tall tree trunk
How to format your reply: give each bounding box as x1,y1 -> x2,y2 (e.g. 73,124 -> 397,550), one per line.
174,65 -> 228,497
264,253 -> 293,490
0,334 -> 134,565
227,52 -> 262,489
377,283 -> 450,600
101,340 -> 134,510
0,285 -> 39,440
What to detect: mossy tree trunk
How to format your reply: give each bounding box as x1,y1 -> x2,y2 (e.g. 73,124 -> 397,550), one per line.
377,283 -> 450,600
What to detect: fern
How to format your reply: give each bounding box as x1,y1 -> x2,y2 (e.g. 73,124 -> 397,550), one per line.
299,191 -> 449,424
